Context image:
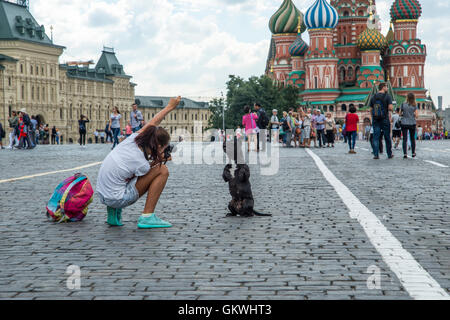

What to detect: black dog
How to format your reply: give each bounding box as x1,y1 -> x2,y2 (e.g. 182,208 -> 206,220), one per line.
222,136 -> 271,217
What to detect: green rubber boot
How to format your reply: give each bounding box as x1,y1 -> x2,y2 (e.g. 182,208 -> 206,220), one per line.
107,207 -> 124,226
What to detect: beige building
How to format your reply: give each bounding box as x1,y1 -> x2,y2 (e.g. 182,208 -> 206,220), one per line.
0,0 -> 211,143
0,0 -> 135,143
135,96 -> 211,141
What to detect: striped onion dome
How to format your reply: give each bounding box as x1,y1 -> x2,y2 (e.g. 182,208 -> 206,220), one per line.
357,27 -> 387,51
289,33 -> 309,56
269,0 -> 304,34
390,0 -> 422,21
305,0 -> 339,29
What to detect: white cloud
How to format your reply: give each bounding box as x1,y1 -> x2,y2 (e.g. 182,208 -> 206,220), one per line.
27,0 -> 450,105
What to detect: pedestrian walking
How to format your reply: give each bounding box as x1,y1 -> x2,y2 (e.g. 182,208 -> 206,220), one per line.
242,105 -> 258,152
7,111 -> 19,149
270,109 -> 280,144
94,130 -> 99,144
79,115 -> 90,147
370,82 -> 394,160
55,129 -> 60,145
51,126 -> 57,145
18,109 -> 33,149
392,108 -> 401,149
125,121 -> 133,138
400,93 -> 419,159
293,112 -> 302,148
301,108 -> 312,148
30,116 -> 38,147
110,107 -> 122,150
325,112 -> 336,147
345,105 -> 359,154
100,131 -> 105,143
315,109 -> 326,148
96,96 -> 181,229
130,103 -> 144,133
254,103 -> 268,152
0,121 -> 5,149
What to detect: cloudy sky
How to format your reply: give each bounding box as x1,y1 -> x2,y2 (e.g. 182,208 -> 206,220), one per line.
30,0 -> 450,107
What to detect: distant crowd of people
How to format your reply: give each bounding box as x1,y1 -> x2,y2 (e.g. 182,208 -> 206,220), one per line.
216,83 -> 446,160
0,108 -> 62,150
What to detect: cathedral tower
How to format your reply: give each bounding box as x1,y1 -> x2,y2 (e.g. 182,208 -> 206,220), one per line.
303,0 -> 340,102
268,0 -> 304,85
331,0 -> 375,86
384,0 -> 426,98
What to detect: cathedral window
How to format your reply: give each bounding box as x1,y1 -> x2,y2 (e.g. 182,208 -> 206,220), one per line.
343,11 -> 349,17
348,67 -> 353,78
314,77 -> 318,89
398,78 -> 402,87
341,104 -> 347,112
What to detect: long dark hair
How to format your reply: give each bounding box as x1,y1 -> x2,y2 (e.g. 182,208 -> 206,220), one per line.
407,93 -> 416,107
134,126 -> 170,163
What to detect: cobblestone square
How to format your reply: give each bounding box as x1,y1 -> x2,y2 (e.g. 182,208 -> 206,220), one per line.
0,140 -> 449,300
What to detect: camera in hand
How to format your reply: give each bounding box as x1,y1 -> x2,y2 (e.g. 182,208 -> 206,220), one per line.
164,144 -> 175,160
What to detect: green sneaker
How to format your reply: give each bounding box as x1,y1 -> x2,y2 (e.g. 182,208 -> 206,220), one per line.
137,214 -> 172,229
107,207 -> 124,226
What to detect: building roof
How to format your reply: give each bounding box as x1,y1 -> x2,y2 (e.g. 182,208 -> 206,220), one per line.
0,0 -> 64,49
95,47 -> 130,78
0,53 -> 17,62
135,96 -> 209,110
59,64 -> 114,83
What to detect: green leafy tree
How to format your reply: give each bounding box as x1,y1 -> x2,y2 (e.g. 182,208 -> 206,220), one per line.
207,97 -> 226,130
218,75 -> 301,129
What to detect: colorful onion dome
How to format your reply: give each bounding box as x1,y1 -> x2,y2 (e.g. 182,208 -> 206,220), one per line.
390,0 -> 422,21
357,27 -> 387,51
305,0 -> 339,29
269,0 -> 304,34
289,34 -> 309,56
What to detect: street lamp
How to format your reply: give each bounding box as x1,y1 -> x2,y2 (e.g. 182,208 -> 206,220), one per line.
221,91 -> 225,131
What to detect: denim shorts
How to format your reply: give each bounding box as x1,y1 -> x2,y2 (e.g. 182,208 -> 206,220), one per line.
98,177 -> 140,209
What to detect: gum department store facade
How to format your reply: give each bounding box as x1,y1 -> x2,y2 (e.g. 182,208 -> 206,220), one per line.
0,0 -> 209,143
266,0 -> 438,129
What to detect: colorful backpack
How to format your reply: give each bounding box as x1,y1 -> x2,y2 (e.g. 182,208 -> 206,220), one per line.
46,173 -> 94,223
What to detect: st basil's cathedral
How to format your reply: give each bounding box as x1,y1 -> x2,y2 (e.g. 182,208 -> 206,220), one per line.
265,0 -> 437,128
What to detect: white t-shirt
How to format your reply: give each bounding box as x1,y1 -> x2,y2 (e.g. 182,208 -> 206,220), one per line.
97,133 -> 150,199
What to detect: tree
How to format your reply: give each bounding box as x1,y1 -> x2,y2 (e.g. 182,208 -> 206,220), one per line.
207,97 -> 226,130
218,74 -> 301,129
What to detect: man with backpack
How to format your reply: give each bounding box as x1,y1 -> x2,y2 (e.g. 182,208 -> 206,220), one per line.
370,83 -> 394,160
254,102 -> 269,152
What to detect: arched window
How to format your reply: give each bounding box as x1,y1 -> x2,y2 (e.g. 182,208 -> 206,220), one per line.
348,67 -> 353,78
341,104 -> 347,112
329,105 -> 334,112
343,11 -> 350,17
358,10 -> 364,16
340,67 -> 346,81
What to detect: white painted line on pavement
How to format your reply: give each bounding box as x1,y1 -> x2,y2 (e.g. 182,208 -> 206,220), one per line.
0,161 -> 102,184
305,148 -> 450,300
423,160 -> 449,168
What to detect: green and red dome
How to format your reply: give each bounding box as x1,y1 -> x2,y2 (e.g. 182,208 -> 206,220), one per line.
269,0 -> 304,34
390,0 -> 422,21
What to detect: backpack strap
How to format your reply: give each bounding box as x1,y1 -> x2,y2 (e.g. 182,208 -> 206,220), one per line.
58,174 -> 87,222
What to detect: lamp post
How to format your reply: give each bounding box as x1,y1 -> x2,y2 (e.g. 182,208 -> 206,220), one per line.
221,91 -> 225,131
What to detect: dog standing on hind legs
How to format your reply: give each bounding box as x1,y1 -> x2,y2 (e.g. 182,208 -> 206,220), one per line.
222,136 -> 271,217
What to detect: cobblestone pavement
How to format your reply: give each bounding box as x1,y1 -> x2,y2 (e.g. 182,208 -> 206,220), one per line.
0,139 -> 449,300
